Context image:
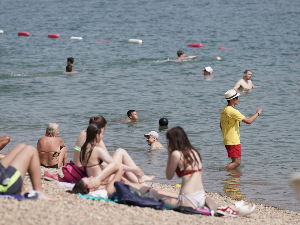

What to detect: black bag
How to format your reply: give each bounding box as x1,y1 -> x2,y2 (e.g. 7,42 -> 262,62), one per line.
112,181 -> 165,210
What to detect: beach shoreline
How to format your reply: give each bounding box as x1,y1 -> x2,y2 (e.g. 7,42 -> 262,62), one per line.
0,167 -> 299,225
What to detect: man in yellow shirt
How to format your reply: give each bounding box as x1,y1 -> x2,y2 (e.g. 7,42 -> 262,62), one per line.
220,89 -> 263,171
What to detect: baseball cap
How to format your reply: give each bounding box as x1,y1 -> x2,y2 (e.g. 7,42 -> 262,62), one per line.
203,66 -> 213,74
144,131 -> 159,138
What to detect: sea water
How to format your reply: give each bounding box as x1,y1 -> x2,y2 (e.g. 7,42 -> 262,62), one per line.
0,0 -> 299,211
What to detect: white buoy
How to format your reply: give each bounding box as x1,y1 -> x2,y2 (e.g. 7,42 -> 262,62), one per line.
128,39 -> 143,44
0,30 -> 4,34
71,36 -> 83,40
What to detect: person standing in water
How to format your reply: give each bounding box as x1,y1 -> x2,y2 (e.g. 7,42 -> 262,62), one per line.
220,89 -> 262,171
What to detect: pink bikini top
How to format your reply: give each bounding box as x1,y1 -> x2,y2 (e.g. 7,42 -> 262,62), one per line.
176,167 -> 202,178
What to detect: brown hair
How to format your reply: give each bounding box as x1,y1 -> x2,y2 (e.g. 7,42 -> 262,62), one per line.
66,179 -> 89,195
244,70 -> 251,74
177,50 -> 184,57
166,126 -> 201,170
80,123 -> 104,166
89,115 -> 107,127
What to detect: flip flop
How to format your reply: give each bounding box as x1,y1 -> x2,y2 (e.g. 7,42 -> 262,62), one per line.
238,205 -> 256,217
24,190 -> 39,200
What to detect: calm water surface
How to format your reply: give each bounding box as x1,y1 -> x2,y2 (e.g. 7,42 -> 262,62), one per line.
0,0 -> 299,211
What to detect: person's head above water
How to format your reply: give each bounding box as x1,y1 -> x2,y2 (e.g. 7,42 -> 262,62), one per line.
144,131 -> 159,146
159,118 -> 168,126
203,66 -> 213,75
177,50 -> 184,57
45,123 -> 59,137
89,115 -> 107,128
127,110 -> 138,120
67,57 -> 74,66
66,65 -> 72,72
243,70 -> 252,80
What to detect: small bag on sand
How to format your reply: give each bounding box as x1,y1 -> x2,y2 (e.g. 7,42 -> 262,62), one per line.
62,161 -> 87,183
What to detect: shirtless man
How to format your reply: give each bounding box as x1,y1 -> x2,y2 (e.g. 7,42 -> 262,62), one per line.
176,50 -> 197,61
144,131 -> 165,150
37,123 -> 67,169
233,70 -> 259,91
121,110 -> 138,122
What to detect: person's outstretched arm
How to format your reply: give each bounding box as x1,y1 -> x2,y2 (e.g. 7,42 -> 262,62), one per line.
242,109 -> 263,124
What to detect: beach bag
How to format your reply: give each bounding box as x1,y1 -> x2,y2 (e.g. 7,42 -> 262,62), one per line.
112,181 -> 165,210
62,161 -> 87,183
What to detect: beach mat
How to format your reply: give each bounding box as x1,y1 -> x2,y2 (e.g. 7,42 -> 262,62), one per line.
78,193 -> 117,203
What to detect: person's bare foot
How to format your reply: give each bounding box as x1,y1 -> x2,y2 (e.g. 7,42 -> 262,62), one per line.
138,175 -> 155,184
39,191 -> 58,201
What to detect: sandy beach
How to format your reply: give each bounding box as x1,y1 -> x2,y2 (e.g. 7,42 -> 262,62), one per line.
0,167 -> 299,225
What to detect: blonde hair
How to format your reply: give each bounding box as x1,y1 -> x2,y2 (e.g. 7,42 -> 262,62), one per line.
45,123 -> 59,137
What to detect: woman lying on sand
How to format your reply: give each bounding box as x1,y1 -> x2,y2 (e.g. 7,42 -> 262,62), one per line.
76,119 -> 154,183
165,126 -> 255,217
0,144 -> 57,201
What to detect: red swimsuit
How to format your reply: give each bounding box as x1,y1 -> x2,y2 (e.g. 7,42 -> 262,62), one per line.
176,167 -> 202,178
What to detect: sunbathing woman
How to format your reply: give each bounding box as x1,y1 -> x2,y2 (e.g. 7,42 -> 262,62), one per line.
0,143 -> 57,201
79,122 -> 154,184
165,126 -> 255,217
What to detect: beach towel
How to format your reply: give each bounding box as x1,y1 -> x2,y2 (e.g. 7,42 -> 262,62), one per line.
111,181 -> 165,210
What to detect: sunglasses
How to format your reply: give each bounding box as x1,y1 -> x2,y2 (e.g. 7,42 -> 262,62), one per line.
234,96 -> 239,100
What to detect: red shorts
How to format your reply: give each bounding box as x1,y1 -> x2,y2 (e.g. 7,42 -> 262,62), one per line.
225,144 -> 241,158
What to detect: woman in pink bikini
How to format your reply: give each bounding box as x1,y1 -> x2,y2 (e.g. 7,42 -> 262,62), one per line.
165,126 -> 256,217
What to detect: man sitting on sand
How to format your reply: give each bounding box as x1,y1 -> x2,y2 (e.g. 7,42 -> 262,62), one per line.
144,131 -> 165,150
233,70 -> 260,91
176,50 -> 197,61
37,123 -> 67,169
121,110 -> 138,122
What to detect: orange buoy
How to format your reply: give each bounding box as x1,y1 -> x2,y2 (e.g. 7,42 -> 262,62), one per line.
18,32 -> 30,36
48,33 -> 60,38
188,43 -> 203,48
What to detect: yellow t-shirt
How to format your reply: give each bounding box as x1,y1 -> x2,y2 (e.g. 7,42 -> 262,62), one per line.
220,106 -> 245,145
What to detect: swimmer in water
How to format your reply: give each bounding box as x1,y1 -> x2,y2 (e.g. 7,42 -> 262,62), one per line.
176,51 -> 197,61
203,66 -> 213,76
67,57 -> 74,66
64,65 -> 77,74
144,131 -> 165,150
121,110 -> 138,122
233,70 -> 261,91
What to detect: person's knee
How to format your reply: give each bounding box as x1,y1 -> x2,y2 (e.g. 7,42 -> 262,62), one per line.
3,136 -> 10,143
115,148 -> 125,154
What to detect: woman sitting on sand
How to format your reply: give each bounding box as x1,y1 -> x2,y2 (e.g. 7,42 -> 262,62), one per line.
165,126 -> 255,217
0,143 -> 56,201
79,121 -> 154,184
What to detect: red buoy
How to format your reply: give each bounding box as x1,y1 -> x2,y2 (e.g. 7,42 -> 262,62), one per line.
48,34 -> 60,38
18,32 -> 30,36
188,43 -> 203,48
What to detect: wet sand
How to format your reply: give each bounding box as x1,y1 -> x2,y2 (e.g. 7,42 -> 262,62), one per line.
0,167 -> 299,225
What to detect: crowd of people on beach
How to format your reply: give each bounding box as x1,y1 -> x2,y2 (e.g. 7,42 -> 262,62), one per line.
0,54 -> 266,217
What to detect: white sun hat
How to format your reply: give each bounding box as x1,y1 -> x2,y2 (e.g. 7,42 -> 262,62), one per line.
225,89 -> 240,100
